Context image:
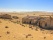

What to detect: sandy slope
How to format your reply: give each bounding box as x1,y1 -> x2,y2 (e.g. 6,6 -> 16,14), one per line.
0,19 -> 53,40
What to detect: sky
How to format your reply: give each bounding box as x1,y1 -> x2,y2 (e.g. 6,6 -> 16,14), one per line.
0,0 -> 53,12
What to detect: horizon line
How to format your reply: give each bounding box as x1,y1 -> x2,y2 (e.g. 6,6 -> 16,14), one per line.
0,9 -> 53,12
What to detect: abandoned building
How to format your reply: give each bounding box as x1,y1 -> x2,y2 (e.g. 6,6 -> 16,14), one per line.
22,16 -> 41,25
38,17 -> 53,29
22,16 -> 53,30
0,14 -> 12,19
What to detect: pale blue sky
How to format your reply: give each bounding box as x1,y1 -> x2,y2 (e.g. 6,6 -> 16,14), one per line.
0,0 -> 53,12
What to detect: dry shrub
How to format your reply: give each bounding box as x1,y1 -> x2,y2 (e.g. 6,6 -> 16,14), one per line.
6,31 -> 10,34
5,26 -> 9,28
50,32 -> 53,34
35,27 -> 38,31
0,36 -> 1,37
26,34 -> 32,38
12,16 -> 19,19
29,25 -> 34,30
40,28 -> 45,31
29,25 -> 32,28
44,37 -> 46,39
33,14 -> 35,15
21,24 -> 25,27
20,23 -> 25,27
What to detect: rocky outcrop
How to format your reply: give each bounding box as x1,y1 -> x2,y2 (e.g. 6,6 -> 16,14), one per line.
0,14 -> 12,19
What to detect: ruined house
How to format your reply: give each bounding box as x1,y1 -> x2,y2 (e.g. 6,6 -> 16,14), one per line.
22,16 -> 53,30
38,16 -> 53,29
0,14 -> 12,19
22,16 -> 41,25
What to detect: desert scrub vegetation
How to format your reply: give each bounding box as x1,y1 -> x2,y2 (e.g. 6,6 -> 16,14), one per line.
40,28 -> 45,31
6,31 -> 10,34
44,37 -> 46,39
5,26 -> 9,28
10,20 -> 20,24
20,23 -> 25,27
33,14 -> 35,15
25,34 -> 33,38
0,36 -> 1,38
29,25 -> 34,30
35,27 -> 38,31
0,21 -> 2,23
12,16 -> 19,19
13,21 -> 20,24
29,24 -> 39,30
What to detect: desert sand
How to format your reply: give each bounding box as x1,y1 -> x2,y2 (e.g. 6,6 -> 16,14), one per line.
0,12 -> 53,40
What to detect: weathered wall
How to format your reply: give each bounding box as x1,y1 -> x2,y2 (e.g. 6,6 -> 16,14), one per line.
22,16 -> 53,30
